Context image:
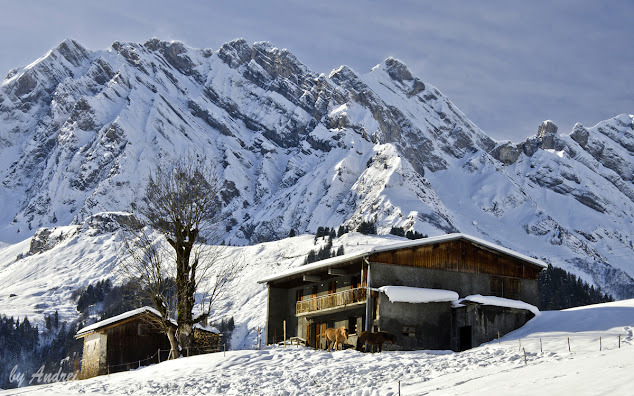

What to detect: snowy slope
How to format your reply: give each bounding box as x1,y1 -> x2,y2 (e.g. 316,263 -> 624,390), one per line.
0,216 -> 401,349
2,299 -> 633,395
0,38 -> 633,300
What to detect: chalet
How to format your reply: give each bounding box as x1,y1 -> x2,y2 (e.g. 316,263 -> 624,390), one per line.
258,233 -> 546,351
75,307 -> 219,378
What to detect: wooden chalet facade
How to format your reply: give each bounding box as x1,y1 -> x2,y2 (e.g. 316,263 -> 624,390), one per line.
259,233 -> 546,351
75,307 -> 220,378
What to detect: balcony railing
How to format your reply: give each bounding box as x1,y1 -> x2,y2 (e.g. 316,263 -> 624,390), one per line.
296,287 -> 366,315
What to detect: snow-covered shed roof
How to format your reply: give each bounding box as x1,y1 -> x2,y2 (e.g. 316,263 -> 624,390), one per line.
258,233 -> 547,284
457,294 -> 540,315
76,306 -> 166,338
76,306 -> 218,338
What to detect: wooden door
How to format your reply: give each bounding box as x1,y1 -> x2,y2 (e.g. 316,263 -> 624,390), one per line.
316,322 -> 327,349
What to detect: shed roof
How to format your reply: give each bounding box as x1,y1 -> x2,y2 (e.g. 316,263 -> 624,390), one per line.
75,306 -> 219,338
76,307 -> 165,338
258,233 -> 547,284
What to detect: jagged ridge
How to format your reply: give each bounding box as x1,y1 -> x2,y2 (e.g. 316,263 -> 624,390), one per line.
0,38 -> 633,299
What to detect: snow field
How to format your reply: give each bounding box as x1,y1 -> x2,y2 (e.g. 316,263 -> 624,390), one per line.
3,299 -> 634,395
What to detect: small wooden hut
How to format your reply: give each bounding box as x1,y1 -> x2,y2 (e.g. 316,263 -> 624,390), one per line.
76,307 -> 219,378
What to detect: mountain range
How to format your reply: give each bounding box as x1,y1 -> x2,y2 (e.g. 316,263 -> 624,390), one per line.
1,38 -> 633,305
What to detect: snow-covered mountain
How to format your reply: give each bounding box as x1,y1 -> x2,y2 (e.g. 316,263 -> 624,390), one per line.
1,38 -> 633,305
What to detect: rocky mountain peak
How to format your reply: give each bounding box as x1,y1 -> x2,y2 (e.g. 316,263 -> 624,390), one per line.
537,120 -> 558,137
383,57 -> 414,82
570,123 -> 589,147
217,38 -> 251,69
52,39 -> 91,68
250,41 -> 310,80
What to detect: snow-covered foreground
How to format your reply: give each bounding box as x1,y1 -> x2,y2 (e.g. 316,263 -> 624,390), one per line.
3,300 -> 633,395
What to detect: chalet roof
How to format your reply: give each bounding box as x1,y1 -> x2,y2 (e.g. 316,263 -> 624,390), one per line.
258,233 -> 547,284
75,306 -> 219,338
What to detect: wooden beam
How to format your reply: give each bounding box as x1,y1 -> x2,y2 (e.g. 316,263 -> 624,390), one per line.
303,275 -> 321,282
328,268 -> 347,276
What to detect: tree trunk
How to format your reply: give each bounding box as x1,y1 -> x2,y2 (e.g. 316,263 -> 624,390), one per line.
171,227 -> 197,352
166,327 -> 180,359
177,322 -> 194,356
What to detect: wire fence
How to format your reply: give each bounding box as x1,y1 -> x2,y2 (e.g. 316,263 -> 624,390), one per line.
509,333 -> 627,357
104,344 -> 225,375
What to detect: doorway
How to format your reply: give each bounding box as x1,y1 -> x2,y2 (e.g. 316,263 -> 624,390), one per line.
459,326 -> 472,351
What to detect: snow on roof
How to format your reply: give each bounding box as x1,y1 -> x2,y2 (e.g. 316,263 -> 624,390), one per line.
76,306 -> 219,337
76,306 -> 165,337
379,286 -> 459,303
458,294 -> 540,315
258,233 -> 547,284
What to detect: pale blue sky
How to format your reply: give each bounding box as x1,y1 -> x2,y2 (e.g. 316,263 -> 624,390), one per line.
1,0 -> 632,142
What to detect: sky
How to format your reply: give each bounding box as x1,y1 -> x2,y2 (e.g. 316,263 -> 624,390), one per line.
0,0 -> 632,142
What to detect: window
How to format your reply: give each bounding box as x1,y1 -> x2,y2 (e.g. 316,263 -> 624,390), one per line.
403,326 -> 416,337
504,278 -> 520,300
328,281 -> 336,295
296,289 -> 304,302
490,276 -> 520,300
490,276 -> 503,297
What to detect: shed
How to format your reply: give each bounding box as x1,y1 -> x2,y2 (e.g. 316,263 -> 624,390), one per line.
75,307 -> 220,378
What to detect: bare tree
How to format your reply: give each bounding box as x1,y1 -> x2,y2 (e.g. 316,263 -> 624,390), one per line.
121,155 -> 231,358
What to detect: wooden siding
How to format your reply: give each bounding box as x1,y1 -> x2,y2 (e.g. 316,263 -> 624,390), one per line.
369,240 -> 541,280
105,317 -> 170,374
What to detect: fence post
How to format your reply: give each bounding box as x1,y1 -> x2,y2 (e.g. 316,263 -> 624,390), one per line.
497,331 -> 500,344
283,320 -> 287,348
399,380 -> 401,396
600,337 -> 602,351
158,348 -> 161,364
523,347 -> 527,365
518,339 -> 521,352
568,337 -> 571,352
540,338 -> 542,353
224,343 -> 226,357
619,334 -> 621,349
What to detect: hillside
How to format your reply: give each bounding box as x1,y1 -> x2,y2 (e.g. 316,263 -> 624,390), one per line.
2,299 -> 633,395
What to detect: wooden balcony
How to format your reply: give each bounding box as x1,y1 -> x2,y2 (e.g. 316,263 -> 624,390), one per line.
296,287 -> 366,316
